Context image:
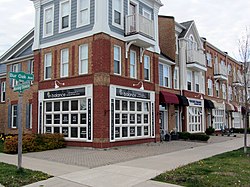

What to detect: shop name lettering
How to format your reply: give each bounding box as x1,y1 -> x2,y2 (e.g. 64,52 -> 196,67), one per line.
190,100 -> 201,106
45,88 -> 85,99
116,88 -> 150,99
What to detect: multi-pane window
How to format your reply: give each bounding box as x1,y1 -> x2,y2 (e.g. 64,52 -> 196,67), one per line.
77,0 -> 89,27
163,65 -> 171,88
114,46 -> 121,75
44,6 -> 54,37
44,99 -> 89,140
12,64 -> 19,86
188,107 -> 202,132
144,55 -> 150,81
222,84 -> 226,99
206,53 -> 212,67
208,79 -> 213,96
28,104 -> 32,129
194,73 -> 199,92
228,64 -> 231,75
113,0 -> 122,26
174,67 -> 179,89
233,112 -> 241,128
130,50 -> 136,78
60,0 -> 70,31
1,81 -> 6,102
61,48 -> 69,77
228,86 -> 232,101
216,82 -> 219,97
12,105 -> 18,128
79,44 -> 88,75
213,109 -> 224,130
114,99 -> 150,139
187,70 -> 192,91
44,53 -> 52,80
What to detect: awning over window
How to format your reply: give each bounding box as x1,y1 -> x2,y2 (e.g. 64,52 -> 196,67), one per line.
233,105 -> 239,112
204,99 -> 215,109
160,91 -> 179,105
241,106 -> 246,115
226,103 -> 234,111
176,95 -> 189,106
212,100 -> 224,110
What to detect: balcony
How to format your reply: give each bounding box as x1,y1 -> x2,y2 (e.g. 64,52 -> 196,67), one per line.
125,14 -> 155,48
186,49 -> 207,71
214,65 -> 228,81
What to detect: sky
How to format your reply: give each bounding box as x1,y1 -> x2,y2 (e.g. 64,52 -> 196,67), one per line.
0,0 -> 250,60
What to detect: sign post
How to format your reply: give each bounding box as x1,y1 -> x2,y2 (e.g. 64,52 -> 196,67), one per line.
9,71 -> 34,170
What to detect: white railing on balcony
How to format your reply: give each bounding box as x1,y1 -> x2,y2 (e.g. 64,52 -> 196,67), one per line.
187,49 -> 206,66
125,14 -> 154,39
214,63 -> 227,76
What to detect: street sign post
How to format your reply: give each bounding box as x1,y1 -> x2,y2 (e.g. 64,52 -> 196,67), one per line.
9,71 -> 34,170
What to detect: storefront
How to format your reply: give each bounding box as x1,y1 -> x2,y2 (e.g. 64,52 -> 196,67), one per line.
212,101 -> 225,130
187,98 -> 204,133
204,99 -> 215,128
38,85 -> 93,142
232,105 -> 242,128
226,103 -> 235,129
109,85 -> 155,142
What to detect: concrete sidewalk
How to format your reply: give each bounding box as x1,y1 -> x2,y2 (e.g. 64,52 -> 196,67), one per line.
0,135 -> 249,187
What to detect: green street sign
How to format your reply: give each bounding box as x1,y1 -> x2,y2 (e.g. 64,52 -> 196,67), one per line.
9,71 -> 34,82
13,82 -> 30,93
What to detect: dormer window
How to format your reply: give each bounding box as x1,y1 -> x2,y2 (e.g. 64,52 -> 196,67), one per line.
188,35 -> 197,50
77,0 -> 90,27
59,0 -> 71,32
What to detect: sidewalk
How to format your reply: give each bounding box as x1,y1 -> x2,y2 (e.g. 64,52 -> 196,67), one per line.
0,135 -> 249,187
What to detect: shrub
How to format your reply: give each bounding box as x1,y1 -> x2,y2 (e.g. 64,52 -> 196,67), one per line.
4,133 -> 65,154
177,132 -> 191,140
231,128 -> 250,134
205,126 -> 215,135
189,133 -> 210,141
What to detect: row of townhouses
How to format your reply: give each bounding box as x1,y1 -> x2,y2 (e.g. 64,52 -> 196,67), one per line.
0,0 -> 247,148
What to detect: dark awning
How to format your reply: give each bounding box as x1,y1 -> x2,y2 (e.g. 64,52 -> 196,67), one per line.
241,106 -> 246,115
233,105 -> 238,112
160,91 -> 179,105
176,95 -> 189,106
204,99 -> 215,109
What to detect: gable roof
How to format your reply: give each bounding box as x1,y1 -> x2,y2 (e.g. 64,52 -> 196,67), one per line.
179,21 -> 193,38
0,28 -> 34,64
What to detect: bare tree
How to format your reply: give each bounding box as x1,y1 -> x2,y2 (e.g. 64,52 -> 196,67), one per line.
238,27 -> 250,154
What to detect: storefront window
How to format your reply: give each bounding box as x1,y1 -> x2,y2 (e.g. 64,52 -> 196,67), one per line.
213,109 -> 224,130
188,106 -> 202,133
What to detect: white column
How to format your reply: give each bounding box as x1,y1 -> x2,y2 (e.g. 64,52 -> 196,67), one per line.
32,0 -> 41,50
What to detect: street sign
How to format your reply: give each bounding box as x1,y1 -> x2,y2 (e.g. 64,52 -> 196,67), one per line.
9,71 -> 34,82
13,82 -> 30,92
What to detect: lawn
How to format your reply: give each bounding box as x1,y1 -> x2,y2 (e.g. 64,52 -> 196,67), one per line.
153,148 -> 250,187
0,162 -> 51,187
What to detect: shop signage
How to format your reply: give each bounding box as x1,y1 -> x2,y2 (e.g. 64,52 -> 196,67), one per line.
44,88 -> 85,99
189,100 -> 202,106
9,71 -> 34,82
13,82 -> 30,92
116,88 -> 150,100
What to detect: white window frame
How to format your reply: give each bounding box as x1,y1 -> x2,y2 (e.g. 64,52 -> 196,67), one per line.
213,109 -> 224,130
11,105 -> 18,128
59,0 -> 71,33
1,81 -> 6,102
61,48 -> 69,78
142,9 -> 151,20
114,45 -> 121,75
187,70 -> 192,91
174,67 -> 179,89
29,104 -> 33,129
144,55 -> 150,81
208,79 -> 213,96
194,72 -> 199,92
216,82 -> 219,97
77,0 -> 90,27
222,84 -> 226,99
43,5 -> 54,38
44,53 -> 52,80
228,86 -> 232,101
163,64 -> 171,88
130,50 -> 137,79
206,53 -> 212,67
12,64 -> 19,86
188,106 -> 202,133
79,44 -> 88,75
112,0 -> 124,29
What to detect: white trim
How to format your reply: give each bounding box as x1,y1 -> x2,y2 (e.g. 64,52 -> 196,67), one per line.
159,56 -> 175,65
43,4 -> 54,38
142,8 -> 151,20
128,0 -> 139,15
130,50 -> 137,79
11,105 -> 18,129
0,81 -> 6,102
144,55 -> 150,82
76,0 -> 90,28
59,0 -> 71,33
112,0 -> 124,29
174,67 -> 179,89
79,44 -> 89,75
44,52 -> 52,80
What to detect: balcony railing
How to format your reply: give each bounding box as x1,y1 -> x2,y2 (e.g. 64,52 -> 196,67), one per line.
214,64 -> 227,76
125,14 -> 154,39
187,49 -> 206,66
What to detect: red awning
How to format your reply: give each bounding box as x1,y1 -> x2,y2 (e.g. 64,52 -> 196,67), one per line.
233,105 -> 238,112
160,91 -> 179,105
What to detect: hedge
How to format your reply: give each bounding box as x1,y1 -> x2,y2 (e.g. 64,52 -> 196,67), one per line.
205,126 -> 215,135
4,133 -> 65,154
178,132 -> 210,142
230,128 -> 250,134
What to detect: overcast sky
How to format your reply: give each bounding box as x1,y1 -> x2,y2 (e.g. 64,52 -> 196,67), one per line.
0,0 -> 249,60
